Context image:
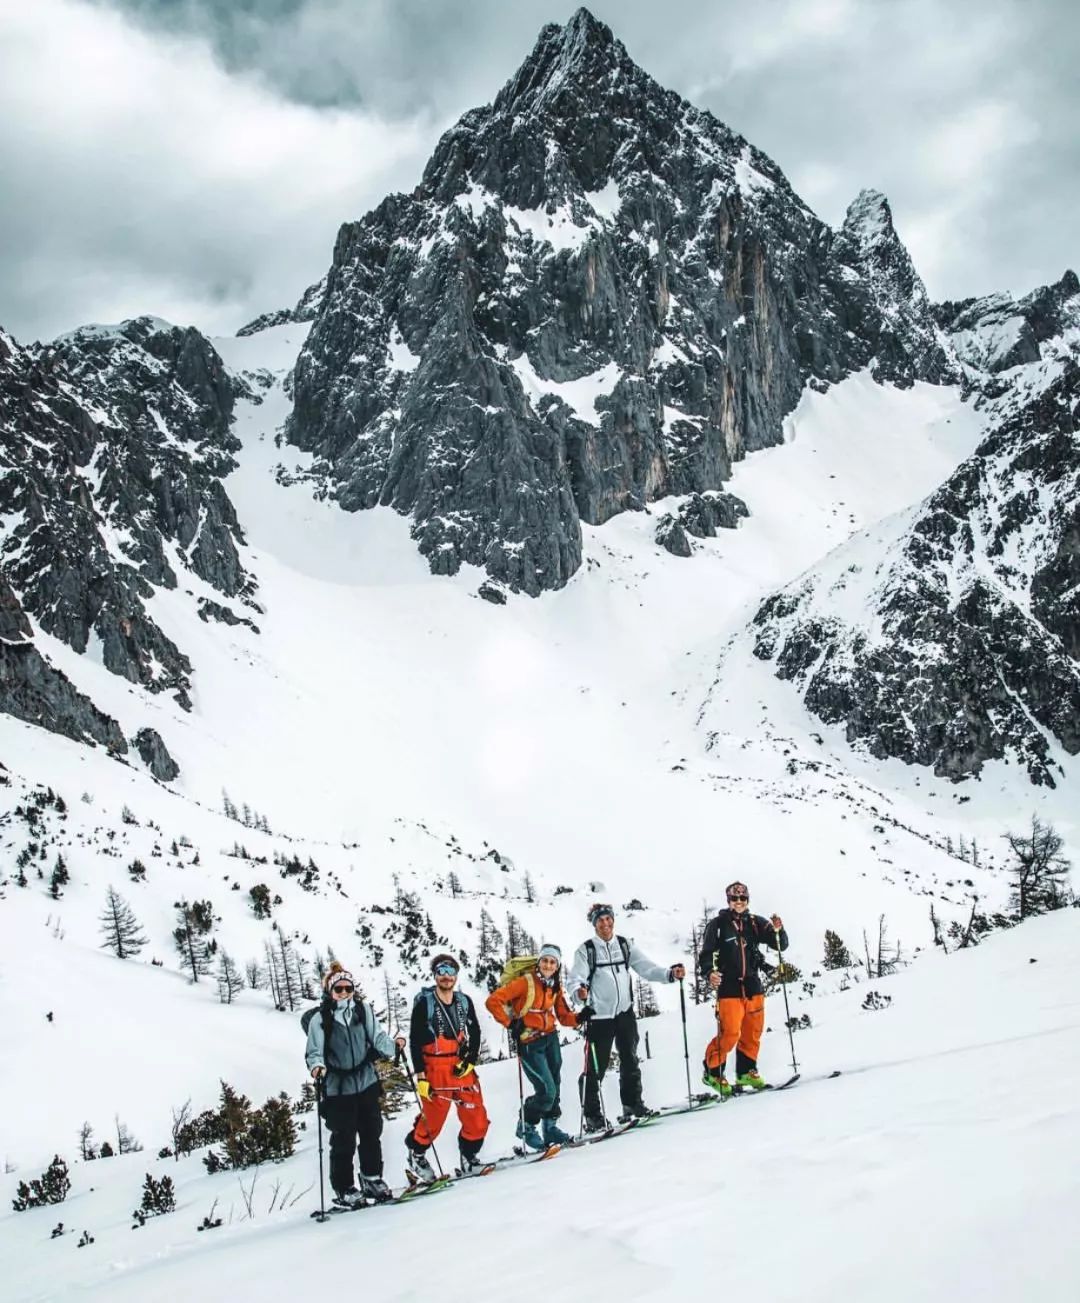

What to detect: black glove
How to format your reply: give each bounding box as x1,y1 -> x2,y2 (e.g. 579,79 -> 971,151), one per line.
508,1017 -> 524,1045
577,1005 -> 595,1026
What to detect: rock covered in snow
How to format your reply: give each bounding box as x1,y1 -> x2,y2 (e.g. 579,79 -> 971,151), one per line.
237,276 -> 327,337
832,189 -> 952,387
751,312 -> 1080,786
0,317 -> 256,716
655,489 -> 749,555
133,727 -> 180,782
288,8 -> 944,595
0,569 -> 127,754
935,269 -> 1080,379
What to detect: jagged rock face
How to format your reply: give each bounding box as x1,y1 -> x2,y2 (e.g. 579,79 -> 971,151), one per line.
289,7 -> 945,595
0,319 -> 256,708
133,726 -> 180,781
237,276 -> 327,337
0,570 -> 127,754
935,270 -> 1080,380
751,347 -> 1080,787
655,490 -> 748,555
832,189 -> 952,387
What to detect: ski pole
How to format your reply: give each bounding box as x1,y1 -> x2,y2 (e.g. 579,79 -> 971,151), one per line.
516,1041 -> 527,1149
398,1048 -> 445,1178
678,978 -> 693,1110
590,1038 -> 609,1128
313,1075 -> 329,1221
775,926 -> 799,1074
578,1025 -> 591,1138
712,957 -> 729,1104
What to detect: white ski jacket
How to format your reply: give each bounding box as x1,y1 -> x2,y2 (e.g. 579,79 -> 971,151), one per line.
567,935 -> 673,1019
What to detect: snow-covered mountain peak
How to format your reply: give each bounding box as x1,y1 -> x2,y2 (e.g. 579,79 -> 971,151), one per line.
496,7 -> 634,118
838,188 -> 894,247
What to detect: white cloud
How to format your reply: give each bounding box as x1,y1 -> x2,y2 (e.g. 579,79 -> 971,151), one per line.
0,0 -> 432,340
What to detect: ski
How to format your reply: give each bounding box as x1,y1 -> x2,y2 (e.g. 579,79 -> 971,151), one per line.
453,1145 -> 558,1180
657,1093 -> 722,1118
311,1176 -> 452,1218
398,1173 -> 454,1201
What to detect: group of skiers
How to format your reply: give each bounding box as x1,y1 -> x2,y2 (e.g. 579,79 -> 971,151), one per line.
305,886 -> 787,1207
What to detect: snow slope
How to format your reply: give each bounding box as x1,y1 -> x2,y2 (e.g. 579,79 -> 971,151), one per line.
2,906 -> 1077,1303
3,320 -> 1078,1298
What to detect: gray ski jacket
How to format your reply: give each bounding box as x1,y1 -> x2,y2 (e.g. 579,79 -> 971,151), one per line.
305,998 -> 397,1097
567,936 -> 673,1019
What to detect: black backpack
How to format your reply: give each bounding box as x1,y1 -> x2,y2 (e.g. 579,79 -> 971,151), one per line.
585,935 -> 632,979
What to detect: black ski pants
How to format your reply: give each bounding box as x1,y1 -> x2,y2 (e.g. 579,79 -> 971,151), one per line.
579,1009 -> 643,1120
319,1082 -> 384,1190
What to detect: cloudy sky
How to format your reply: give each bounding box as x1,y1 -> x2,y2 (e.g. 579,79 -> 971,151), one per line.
1,0 -> 1076,342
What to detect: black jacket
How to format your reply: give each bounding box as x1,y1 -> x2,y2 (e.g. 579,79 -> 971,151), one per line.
697,910 -> 789,998
409,988 -> 481,1074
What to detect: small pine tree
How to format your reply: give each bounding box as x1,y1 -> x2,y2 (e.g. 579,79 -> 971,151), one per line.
127,858 -> 147,883
77,1122 -> 97,1161
49,855 -> 70,900
376,1059 -> 411,1119
99,886 -> 148,960
1005,815 -> 1073,918
216,950 -> 244,1004
12,1156 -> 71,1211
115,1117 -> 142,1155
635,978 -> 661,1018
822,929 -> 853,970
249,884 -> 272,919
132,1173 -> 175,1226
173,899 -> 215,982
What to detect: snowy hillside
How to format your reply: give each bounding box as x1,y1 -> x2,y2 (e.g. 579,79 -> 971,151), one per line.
2,7 -> 1078,1300
3,899 -> 1077,1303
3,320 -> 1068,1174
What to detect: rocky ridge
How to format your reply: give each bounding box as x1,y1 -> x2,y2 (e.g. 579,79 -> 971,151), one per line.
286,7 -> 948,595
0,318 -> 259,774
749,275 -> 1080,786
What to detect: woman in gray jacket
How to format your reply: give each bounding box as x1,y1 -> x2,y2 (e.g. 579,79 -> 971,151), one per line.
306,962 -> 405,1206
568,904 -> 685,1131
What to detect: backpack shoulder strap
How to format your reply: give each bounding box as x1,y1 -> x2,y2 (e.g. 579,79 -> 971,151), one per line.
585,939 -> 597,980
617,936 -> 631,968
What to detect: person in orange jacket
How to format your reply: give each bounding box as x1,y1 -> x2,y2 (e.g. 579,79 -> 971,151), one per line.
486,943 -> 583,1151
404,954 -> 490,1181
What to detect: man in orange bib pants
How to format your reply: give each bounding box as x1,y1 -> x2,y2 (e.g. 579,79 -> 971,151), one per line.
699,881 -> 788,1095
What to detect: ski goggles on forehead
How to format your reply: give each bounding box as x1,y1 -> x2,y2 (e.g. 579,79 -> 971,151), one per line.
433,963 -> 458,977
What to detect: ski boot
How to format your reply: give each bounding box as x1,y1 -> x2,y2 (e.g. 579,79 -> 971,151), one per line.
515,1118 -> 546,1152
736,1070 -> 767,1091
582,1114 -> 608,1135
405,1142 -> 436,1183
359,1175 -> 393,1203
458,1150 -> 485,1173
702,1069 -> 733,1098
332,1186 -> 365,1210
620,1102 -> 659,1123
542,1117 -> 573,1147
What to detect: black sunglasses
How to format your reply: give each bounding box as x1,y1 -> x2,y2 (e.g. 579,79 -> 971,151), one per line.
727,895 -> 749,903
332,984 -> 355,994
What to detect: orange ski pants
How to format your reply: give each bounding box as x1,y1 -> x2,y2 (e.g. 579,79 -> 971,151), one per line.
704,994 -> 765,1073
409,1055 -> 489,1150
